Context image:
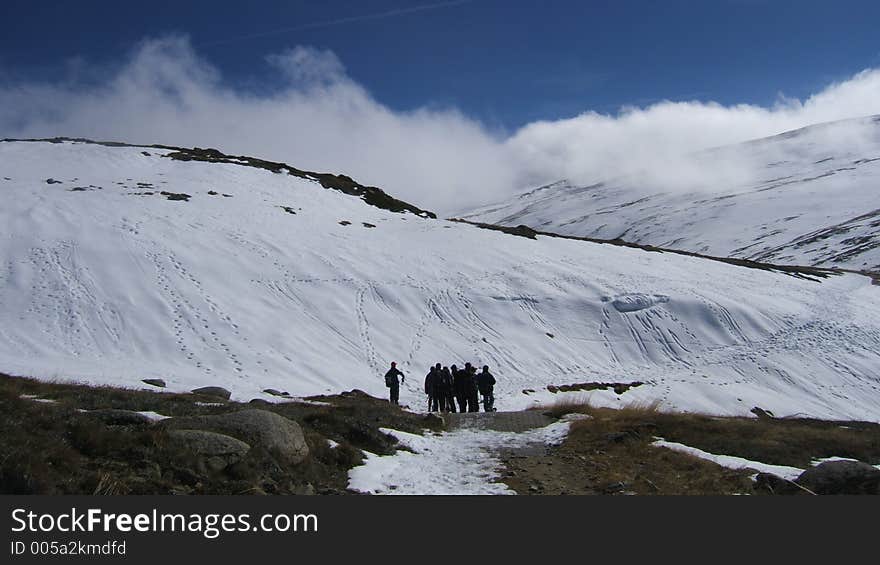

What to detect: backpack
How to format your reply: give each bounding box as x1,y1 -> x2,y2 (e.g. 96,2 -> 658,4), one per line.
385,372 -> 395,387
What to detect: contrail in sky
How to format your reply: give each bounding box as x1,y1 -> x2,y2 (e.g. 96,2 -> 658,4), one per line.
200,0 -> 476,47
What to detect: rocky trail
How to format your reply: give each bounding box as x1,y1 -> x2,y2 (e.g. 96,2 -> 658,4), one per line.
445,410 -> 554,432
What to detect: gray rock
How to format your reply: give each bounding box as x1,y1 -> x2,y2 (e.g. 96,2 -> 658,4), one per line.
294,483 -> 316,495
191,386 -> 232,400
263,389 -> 291,397
796,460 -> 880,495
166,429 -> 251,473
162,409 -> 309,466
754,473 -> 803,495
142,379 -> 167,388
85,409 -> 153,426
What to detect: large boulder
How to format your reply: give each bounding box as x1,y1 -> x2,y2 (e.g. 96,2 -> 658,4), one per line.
191,386 -> 232,400
166,429 -> 251,473
796,461 -> 880,495
162,410 -> 309,466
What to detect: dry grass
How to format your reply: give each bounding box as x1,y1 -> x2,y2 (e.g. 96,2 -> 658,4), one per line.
0,374 -> 432,495
534,394 -> 660,420
511,396 -> 880,494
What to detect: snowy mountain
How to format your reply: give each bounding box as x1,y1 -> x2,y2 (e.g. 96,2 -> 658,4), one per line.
465,115 -> 880,271
2,138 -> 880,422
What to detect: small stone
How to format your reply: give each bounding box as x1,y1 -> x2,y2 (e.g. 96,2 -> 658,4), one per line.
142,378 -> 167,388
191,386 -> 232,400
294,483 -> 316,495
85,409 -> 153,426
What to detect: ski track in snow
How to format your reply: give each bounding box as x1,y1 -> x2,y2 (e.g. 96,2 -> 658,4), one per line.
1,141 -> 880,422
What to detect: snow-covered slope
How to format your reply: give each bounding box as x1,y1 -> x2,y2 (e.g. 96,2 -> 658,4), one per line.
2,139 -> 880,421
465,115 -> 880,271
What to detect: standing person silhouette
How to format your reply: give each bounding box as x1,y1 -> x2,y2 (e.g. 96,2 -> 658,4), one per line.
477,365 -> 496,412
464,362 -> 479,412
384,362 -> 405,405
425,365 -> 440,412
452,365 -> 468,413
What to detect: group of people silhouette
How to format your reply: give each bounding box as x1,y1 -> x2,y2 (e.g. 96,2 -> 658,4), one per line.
383,361 -> 496,412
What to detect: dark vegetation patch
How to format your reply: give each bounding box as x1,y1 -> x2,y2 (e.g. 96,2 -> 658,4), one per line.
3,137 -> 434,217
545,381 -> 643,395
162,146 -> 435,217
507,400 -> 880,495
0,374 -> 433,495
159,191 -> 191,202
449,218 -> 848,282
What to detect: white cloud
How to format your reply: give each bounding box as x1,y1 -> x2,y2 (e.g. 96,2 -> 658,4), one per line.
2,35 -> 880,214
266,47 -> 347,86
504,69 -> 880,195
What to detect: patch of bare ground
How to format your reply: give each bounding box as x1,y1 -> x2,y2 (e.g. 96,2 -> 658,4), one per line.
503,400 -> 880,495
0,373 -> 438,495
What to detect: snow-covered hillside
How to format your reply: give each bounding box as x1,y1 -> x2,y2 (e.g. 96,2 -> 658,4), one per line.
465,115 -> 880,271
2,139 -> 880,421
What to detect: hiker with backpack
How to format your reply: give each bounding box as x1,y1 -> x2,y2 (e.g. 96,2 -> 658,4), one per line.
441,366 -> 456,413
425,365 -> 440,412
452,364 -> 468,413
464,362 -> 480,412
477,365 -> 496,412
384,361 -> 405,405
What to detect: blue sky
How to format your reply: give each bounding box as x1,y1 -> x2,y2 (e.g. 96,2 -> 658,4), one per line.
2,0 -> 879,130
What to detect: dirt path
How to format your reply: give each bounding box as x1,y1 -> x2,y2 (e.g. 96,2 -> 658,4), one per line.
444,410 -> 554,433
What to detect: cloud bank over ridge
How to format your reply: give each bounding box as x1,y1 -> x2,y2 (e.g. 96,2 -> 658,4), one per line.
2,35 -> 880,213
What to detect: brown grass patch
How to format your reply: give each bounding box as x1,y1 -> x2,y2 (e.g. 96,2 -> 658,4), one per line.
0,374 -> 431,495
508,398 -> 880,494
